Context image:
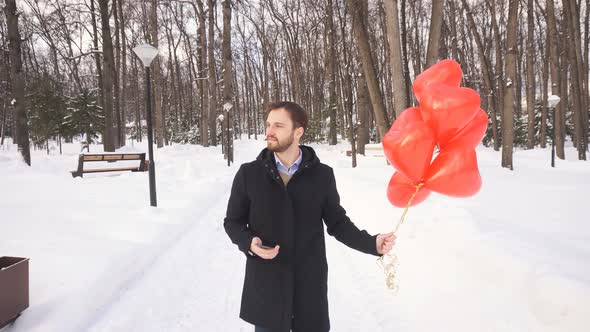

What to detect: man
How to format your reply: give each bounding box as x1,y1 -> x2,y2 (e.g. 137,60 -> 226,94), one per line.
224,101 -> 395,332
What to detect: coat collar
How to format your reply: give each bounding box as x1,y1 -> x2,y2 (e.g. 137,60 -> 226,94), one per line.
257,145 -> 320,182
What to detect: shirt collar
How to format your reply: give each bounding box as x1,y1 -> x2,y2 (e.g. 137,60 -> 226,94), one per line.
274,148 -> 302,170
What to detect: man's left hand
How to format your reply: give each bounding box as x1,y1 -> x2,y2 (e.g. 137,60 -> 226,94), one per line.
376,232 -> 396,255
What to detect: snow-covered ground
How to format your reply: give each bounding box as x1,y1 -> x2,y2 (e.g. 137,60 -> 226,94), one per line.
1,137 -> 588,332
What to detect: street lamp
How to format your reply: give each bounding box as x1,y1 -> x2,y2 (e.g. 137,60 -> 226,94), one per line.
548,94 -> 561,168
133,44 -> 160,207
218,114 -> 225,156
223,102 -> 233,166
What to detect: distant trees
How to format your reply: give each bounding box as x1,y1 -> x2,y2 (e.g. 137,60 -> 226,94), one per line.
0,0 -> 588,169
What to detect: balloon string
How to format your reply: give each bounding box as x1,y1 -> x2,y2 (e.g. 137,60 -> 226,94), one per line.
392,183 -> 423,234
377,182 -> 424,291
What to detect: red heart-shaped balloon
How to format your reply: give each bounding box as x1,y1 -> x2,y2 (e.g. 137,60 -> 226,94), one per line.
387,171 -> 431,208
383,119 -> 436,183
391,107 -> 423,131
424,146 -> 482,197
413,59 -> 463,103
419,83 -> 481,148
442,108 -> 489,150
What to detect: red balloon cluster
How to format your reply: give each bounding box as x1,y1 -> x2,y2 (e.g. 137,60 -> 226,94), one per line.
382,60 -> 488,208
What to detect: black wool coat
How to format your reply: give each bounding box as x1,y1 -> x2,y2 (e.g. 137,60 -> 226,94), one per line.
224,145 -> 380,332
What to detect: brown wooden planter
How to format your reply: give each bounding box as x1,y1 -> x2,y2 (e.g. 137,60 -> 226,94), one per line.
0,257 -> 29,329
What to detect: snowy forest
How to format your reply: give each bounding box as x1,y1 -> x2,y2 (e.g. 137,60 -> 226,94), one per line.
1,0 -> 589,170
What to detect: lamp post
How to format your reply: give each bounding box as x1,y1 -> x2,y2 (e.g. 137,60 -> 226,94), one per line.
133,44 -> 160,207
223,102 -> 233,166
218,114 -> 225,157
547,95 -> 561,168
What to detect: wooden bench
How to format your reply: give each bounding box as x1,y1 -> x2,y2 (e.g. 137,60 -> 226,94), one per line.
71,153 -> 147,178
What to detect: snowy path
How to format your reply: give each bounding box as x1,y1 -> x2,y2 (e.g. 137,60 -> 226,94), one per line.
84,171 -> 403,332
87,180 -> 251,331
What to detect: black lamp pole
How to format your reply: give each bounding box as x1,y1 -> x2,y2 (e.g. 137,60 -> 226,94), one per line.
145,67 -> 157,206
133,44 -> 159,207
551,106 -> 556,168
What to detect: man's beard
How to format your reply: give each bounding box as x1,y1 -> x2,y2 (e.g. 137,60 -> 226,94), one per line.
267,133 -> 295,152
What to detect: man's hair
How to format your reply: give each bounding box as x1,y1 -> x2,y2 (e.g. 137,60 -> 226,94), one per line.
265,101 -> 309,130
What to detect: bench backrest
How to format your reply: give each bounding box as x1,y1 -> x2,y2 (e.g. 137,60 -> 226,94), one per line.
81,153 -> 145,162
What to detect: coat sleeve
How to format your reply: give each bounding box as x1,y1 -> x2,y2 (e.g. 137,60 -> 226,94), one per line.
224,164 -> 256,257
322,168 -> 381,256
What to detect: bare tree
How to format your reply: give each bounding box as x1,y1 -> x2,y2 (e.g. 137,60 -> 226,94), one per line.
347,0 -> 390,139
563,0 -> 587,160
4,0 -> 31,165
462,0 -> 499,150
208,0 -> 218,146
117,0 -> 129,147
425,0 -> 443,68
151,0 -> 165,148
526,0 -> 535,149
90,0 -> 105,120
327,0 -> 338,145
384,0 -> 408,117
222,0 -> 233,163
98,0 -> 116,151
195,0 -> 209,146
501,0 -> 518,170
546,0 -> 564,159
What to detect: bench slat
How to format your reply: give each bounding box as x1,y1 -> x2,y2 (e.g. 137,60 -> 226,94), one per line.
103,154 -> 124,160
83,155 -> 104,161
123,154 -> 143,160
82,153 -> 145,162
82,167 -> 142,173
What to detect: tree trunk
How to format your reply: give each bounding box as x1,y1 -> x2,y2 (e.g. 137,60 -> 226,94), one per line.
564,0 -> 587,160
541,36 -> 549,149
559,41 -> 570,146
461,0 -> 499,150
112,0 -> 122,148
585,0 -> 590,156
384,0 -> 409,117
196,0 -> 209,146
502,0 -> 518,170
526,0 -> 536,149
347,0 -> 390,139
90,0 -> 105,139
208,0 -> 218,146
118,0 -> 128,147
547,0 -> 565,159
448,0 -> 459,61
489,0 -> 504,147
0,104 -> 6,146
323,0 -> 337,145
222,0 -> 233,164
98,0 -> 116,152
4,0 -> 31,165
400,0 -> 412,104
151,0 -> 164,148
425,0 -> 444,68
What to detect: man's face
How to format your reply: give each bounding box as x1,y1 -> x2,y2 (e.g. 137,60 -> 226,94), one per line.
265,108 -> 302,152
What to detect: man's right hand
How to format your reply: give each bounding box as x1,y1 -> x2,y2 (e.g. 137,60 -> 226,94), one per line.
250,237 -> 280,259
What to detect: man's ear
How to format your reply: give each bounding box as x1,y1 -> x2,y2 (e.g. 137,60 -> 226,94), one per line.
295,127 -> 304,140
